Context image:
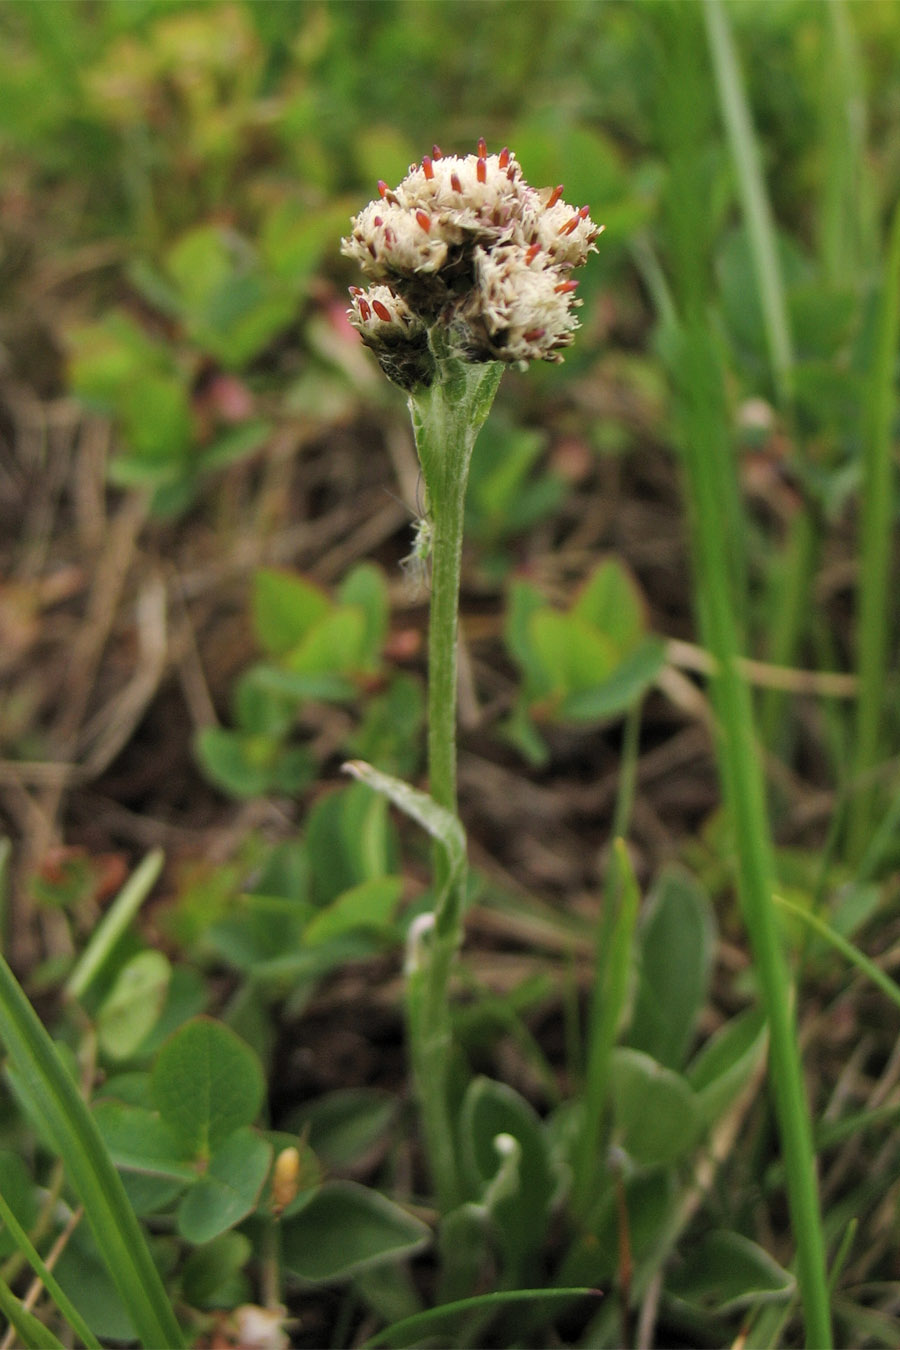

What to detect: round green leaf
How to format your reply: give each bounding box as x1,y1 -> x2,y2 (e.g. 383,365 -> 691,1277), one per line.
177,1128 -> 272,1246
151,1018 -> 265,1159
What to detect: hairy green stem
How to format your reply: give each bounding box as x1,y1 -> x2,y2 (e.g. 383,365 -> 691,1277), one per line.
405,336 -> 503,1213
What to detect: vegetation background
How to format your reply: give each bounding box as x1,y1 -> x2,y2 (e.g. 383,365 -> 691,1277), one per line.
1,1 -> 900,1346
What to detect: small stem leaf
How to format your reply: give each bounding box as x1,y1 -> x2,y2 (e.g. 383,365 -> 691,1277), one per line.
342,760 -> 466,933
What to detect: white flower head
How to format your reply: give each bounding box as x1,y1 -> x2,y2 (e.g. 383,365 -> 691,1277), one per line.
341,138 -> 602,387
457,243 -> 583,366
346,284 -> 432,391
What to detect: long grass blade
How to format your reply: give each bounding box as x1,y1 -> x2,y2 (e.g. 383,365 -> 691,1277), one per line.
0,1187 -> 100,1349
362,1286 -> 599,1349
703,0 -> 794,407
0,953 -> 184,1348
775,894 -> 900,1014
0,1275 -> 64,1350
848,200 -> 900,860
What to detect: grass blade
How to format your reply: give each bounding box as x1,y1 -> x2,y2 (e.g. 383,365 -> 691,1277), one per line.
361,1286 -> 599,1349
65,849 -> 164,1003
0,1275 -> 64,1350
658,11 -> 831,1342
0,953 -> 184,1348
703,0 -> 794,406
0,1187 -> 100,1349
848,201 -> 900,860
775,894 -> 900,1014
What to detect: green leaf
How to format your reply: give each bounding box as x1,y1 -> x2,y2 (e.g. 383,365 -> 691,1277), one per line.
338,564 -> 389,670
287,1089 -> 398,1171
306,782 -> 396,906
252,569 -> 330,657
206,893 -> 314,971
67,313 -> 169,411
459,1077 -> 554,1274
504,578 -> 548,684
570,559 -> 646,652
181,1231 -> 252,1308
341,762 -> 466,931
687,1007 -> 768,1126
92,1100 -> 195,1181
610,1047 -> 700,1167
529,611 -> 617,696
285,606 -> 367,677
97,950 -> 172,1062
557,637 -> 665,723
53,1224 -> 140,1343
668,1230 -> 794,1313
197,419 -> 273,475
304,875 -> 404,946
234,670 -> 296,736
151,1018 -> 265,1159
628,869 -> 714,1070
280,1181 -> 429,1282
242,662 -> 357,703
118,372 -> 193,464
177,1128 -> 272,1245
195,727 -> 286,799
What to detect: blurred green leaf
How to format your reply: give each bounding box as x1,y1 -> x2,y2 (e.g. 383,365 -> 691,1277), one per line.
176,1127 -> 272,1245
253,569 -> 330,657
287,1089 -> 398,1171
151,1018 -> 264,1159
180,1231 -> 252,1308
668,1230 -> 794,1312
304,875 -> 403,946
610,1048 -> 700,1167
280,1181 -> 429,1282
97,950 -> 172,1062
459,1077 -> 555,1275
628,869 -> 715,1070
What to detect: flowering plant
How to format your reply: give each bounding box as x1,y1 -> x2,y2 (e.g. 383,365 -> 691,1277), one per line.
341,141 -> 599,1215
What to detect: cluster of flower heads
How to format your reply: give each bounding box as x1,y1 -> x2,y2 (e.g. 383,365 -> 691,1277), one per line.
341,139 -> 602,390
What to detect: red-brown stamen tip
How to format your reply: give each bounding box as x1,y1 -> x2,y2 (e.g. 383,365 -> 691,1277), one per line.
377,179 -> 388,199
372,299 -> 392,322
547,184 -> 564,208
432,144 -> 443,160
450,172 -> 462,193
477,156 -> 487,184
507,164 -> 516,181
554,279 -> 579,293
349,285 -> 363,295
525,242 -> 541,264
415,209 -> 431,233
523,328 -> 546,342
498,146 -> 510,169
358,298 -> 371,320
559,214 -> 581,236
579,204 -> 590,219
477,136 -> 487,157
422,155 -> 434,180
372,215 -> 383,227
